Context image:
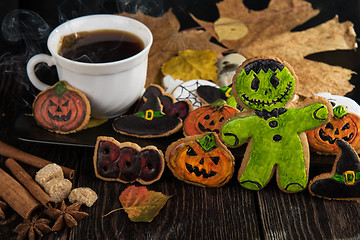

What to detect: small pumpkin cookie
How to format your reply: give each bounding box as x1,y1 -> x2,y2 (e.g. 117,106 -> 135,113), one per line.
113,84 -> 187,138
309,139 -> 360,200
306,105 -> 360,155
183,99 -> 239,137
33,81 -> 91,134
165,133 -> 235,187
94,136 -> 165,185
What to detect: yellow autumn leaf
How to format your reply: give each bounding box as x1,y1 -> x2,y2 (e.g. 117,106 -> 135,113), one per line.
214,17 -> 248,41
161,49 -> 218,83
83,118 -> 107,129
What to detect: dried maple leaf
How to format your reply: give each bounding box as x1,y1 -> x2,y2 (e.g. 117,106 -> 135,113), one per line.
239,16 -> 356,97
161,49 -> 218,82
119,10 -> 226,85
192,0 -> 357,97
44,201 -> 89,231
103,185 -> 171,222
192,0 -> 319,50
13,215 -> 51,240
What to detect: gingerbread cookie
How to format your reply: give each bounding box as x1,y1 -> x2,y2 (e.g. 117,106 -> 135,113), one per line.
165,133 -> 235,187
113,84 -> 188,138
163,75 -> 218,109
306,105 -> 360,155
220,57 -> 332,193
183,99 -> 239,137
93,136 -> 165,185
217,53 -> 246,87
33,81 -> 91,134
309,139 -> 360,200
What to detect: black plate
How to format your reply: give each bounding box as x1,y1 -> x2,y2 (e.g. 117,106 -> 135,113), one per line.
13,113 -> 184,150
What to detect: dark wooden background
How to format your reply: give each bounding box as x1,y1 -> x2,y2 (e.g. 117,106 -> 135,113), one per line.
1,0 -> 360,239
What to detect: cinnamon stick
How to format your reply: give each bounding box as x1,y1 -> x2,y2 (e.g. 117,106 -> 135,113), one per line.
5,158 -> 55,208
0,167 -> 41,219
0,141 -> 75,179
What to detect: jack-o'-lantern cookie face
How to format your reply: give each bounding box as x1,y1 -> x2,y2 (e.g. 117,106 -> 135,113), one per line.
307,105 -> 360,154
166,133 -> 235,187
234,59 -> 296,111
33,81 -> 91,134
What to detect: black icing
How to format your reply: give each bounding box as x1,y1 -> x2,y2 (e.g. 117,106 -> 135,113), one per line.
243,59 -> 285,75
310,140 -> 360,199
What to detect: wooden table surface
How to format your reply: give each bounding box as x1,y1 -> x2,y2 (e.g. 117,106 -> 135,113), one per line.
1,1 -> 360,239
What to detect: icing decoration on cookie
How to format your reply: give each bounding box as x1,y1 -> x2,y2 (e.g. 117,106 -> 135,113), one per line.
112,86 -> 184,138
135,84 -> 192,120
309,139 -> 360,200
165,133 -> 235,187
94,136 -> 164,185
220,57 -> 332,193
196,84 -> 244,111
217,53 -> 246,87
306,105 -> 360,155
163,75 -> 218,109
316,92 -> 360,115
183,99 -> 239,137
33,80 -> 91,134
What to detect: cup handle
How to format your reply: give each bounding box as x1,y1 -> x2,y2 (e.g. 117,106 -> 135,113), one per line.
26,54 -> 56,91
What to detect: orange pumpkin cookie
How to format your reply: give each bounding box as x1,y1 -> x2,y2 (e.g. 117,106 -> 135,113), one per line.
183,99 -> 239,136
165,133 -> 235,187
306,105 -> 360,155
94,136 -> 165,185
33,81 -> 90,134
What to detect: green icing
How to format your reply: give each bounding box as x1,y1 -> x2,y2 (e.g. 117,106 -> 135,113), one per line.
226,95 -> 238,109
135,111 -> 164,119
221,59 -> 329,192
196,133 -> 217,152
221,103 -> 329,192
333,105 -> 348,118
236,67 -> 295,112
52,81 -> 67,96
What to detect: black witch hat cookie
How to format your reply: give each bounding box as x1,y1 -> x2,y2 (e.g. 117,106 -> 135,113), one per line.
309,139 -> 360,200
113,84 -> 187,138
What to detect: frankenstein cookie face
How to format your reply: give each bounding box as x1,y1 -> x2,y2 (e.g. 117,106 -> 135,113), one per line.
166,133 -> 235,187
309,139 -> 360,200
94,136 -> 165,185
233,58 -> 296,112
220,57 -> 332,193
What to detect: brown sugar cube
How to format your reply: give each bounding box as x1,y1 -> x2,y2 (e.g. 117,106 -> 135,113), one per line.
68,187 -> 98,207
35,163 -> 64,187
44,178 -> 72,203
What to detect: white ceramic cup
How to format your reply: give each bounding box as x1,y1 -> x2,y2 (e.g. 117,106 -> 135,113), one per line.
27,14 -> 153,119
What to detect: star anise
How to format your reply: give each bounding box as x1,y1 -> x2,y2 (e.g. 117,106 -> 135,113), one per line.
13,215 -> 51,240
45,200 -> 88,231
0,199 -> 7,219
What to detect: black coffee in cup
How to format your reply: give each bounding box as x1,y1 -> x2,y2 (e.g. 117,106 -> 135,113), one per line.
58,29 -> 144,63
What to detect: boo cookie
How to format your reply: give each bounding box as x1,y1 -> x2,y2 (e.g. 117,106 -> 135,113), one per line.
220,57 -> 332,193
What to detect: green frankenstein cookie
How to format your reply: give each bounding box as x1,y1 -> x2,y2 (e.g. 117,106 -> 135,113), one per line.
220,57 -> 332,193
